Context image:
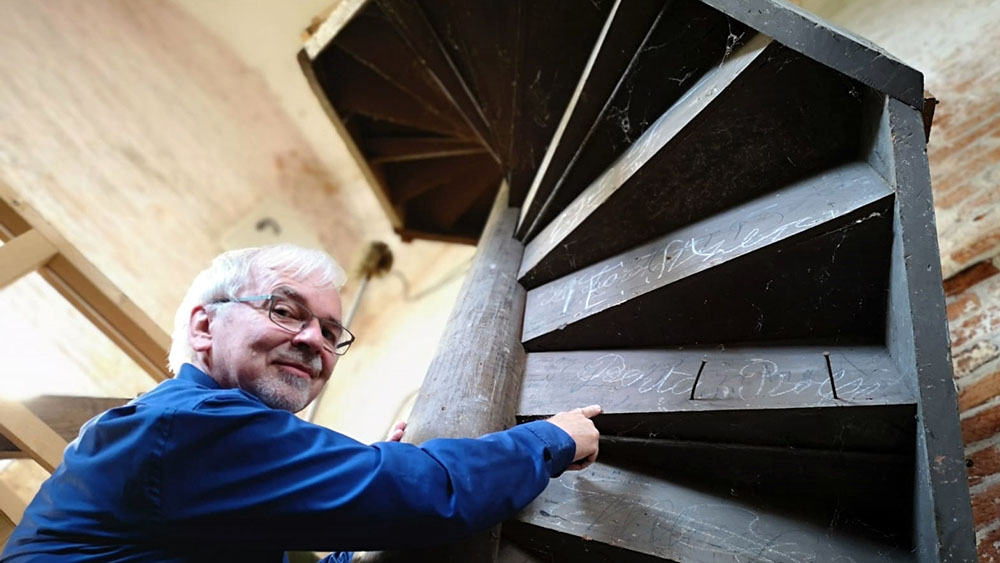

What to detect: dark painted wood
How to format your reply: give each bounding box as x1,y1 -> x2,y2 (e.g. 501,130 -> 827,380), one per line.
504,0 -> 613,205
384,153 -> 499,204
366,137 -> 485,164
407,165 -> 503,231
314,47 -> 473,139
503,522 -> 669,563
365,184 -> 525,561
518,0 -> 751,242
883,97 -> 976,562
516,0 -> 668,241
333,4 -> 475,140
599,436 -> 914,548
417,0 -> 521,171
520,345 -> 914,416
0,396 -> 129,457
523,162 -> 893,349
374,0 -> 498,159
519,38 -> 871,288
513,460 -> 914,562
700,0 -> 924,108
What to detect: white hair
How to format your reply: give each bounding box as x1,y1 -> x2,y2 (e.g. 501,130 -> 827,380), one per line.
167,244 -> 347,374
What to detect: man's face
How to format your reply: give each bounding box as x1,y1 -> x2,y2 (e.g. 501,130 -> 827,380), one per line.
205,273 -> 343,412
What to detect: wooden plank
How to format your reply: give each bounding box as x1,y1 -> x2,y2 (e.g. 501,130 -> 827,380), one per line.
375,0 -> 498,160
700,0 -> 924,108
385,153 -> 498,205
417,0 -> 524,173
366,183 -> 526,561
520,345 -> 915,416
512,460 -> 914,562
0,229 -> 58,288
297,49 -> 403,232
1,512 -> 14,550
504,0 -> 613,204
0,396 -> 128,458
884,98 -> 976,561
302,0 -> 369,59
0,185 -> 170,383
518,0 -> 750,241
0,399 -> 67,473
516,0 -> 667,240
406,166 -> 503,232
522,162 -> 893,349
367,137 -> 486,164
333,5 -> 476,140
316,46 -> 473,139
518,347 -> 916,452
519,37 -> 871,288
0,480 -> 26,526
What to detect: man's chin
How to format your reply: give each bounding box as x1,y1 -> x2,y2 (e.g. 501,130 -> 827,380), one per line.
248,374 -> 311,412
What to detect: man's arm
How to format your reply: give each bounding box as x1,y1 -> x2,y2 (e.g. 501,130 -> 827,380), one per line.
153,397 -> 600,552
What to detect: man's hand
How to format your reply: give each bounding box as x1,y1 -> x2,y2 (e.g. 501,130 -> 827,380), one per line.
386,421 -> 406,442
546,404 -> 601,470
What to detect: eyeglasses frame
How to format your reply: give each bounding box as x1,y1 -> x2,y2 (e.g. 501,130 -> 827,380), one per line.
211,294 -> 355,356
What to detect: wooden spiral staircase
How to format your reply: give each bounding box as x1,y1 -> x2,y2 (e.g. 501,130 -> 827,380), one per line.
300,0 -> 975,561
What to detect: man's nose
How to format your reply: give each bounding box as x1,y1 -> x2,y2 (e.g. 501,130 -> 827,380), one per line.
291,317 -> 326,353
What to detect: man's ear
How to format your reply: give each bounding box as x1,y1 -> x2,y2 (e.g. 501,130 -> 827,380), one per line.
188,305 -> 213,353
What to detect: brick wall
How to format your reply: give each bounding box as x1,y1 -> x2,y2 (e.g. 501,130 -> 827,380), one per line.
948,258 -> 1000,560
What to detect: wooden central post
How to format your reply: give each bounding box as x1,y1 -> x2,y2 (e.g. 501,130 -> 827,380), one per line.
363,183 -> 526,562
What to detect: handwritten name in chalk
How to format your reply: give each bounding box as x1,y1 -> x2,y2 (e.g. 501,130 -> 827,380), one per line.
534,205 -> 838,316
568,353 -> 890,404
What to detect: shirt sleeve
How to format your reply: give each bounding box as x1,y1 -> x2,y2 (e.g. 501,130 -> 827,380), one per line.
151,397 -> 576,553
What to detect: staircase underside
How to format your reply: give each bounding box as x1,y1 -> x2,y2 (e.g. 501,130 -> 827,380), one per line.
301,1 -> 974,561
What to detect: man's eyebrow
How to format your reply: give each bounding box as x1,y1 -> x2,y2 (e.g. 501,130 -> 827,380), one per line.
273,286 -> 343,325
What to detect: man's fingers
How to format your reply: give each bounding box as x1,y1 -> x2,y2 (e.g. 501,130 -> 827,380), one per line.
580,404 -> 602,419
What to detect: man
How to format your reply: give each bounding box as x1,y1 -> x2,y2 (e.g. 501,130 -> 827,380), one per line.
2,244 -> 601,561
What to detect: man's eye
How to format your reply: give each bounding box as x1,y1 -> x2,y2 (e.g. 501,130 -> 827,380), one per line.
273,304 -> 297,318
321,325 -> 341,342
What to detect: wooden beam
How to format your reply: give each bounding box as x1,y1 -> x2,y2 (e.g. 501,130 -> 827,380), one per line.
302,0 -> 368,59
0,229 -> 58,288
0,480 -> 26,526
367,183 -> 526,561
0,185 -> 170,383
0,399 -> 68,473
0,396 -> 129,458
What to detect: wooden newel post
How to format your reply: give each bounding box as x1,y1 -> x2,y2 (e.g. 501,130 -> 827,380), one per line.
362,183 -> 526,562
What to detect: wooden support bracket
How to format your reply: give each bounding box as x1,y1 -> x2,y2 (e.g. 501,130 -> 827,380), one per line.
0,182 -> 170,382
0,229 -> 57,289
0,480 -> 27,526
0,399 -> 68,473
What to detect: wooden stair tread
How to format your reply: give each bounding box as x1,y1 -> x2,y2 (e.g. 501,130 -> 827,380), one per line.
519,36 -> 873,288
509,460 -> 914,562
517,0 -> 751,241
522,162 -> 893,349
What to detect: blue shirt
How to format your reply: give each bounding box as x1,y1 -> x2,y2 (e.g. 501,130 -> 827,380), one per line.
2,364 -> 576,562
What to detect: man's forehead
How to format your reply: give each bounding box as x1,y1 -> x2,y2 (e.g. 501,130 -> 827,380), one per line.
267,280 -> 342,319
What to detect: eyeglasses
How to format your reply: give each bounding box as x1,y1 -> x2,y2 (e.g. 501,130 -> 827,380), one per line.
212,294 -> 355,356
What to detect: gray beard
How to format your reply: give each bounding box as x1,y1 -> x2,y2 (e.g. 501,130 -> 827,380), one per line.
249,371 -> 311,412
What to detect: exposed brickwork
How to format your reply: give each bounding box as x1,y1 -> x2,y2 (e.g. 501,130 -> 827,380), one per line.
945,261 -> 1000,297
968,444 -> 1000,487
961,367 -> 1000,411
949,255 -> 1000,560
964,402 -> 1000,444
972,481 -> 1000,530
980,524 -> 1000,563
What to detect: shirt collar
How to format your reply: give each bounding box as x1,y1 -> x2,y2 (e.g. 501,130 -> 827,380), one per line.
177,363 -> 222,390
